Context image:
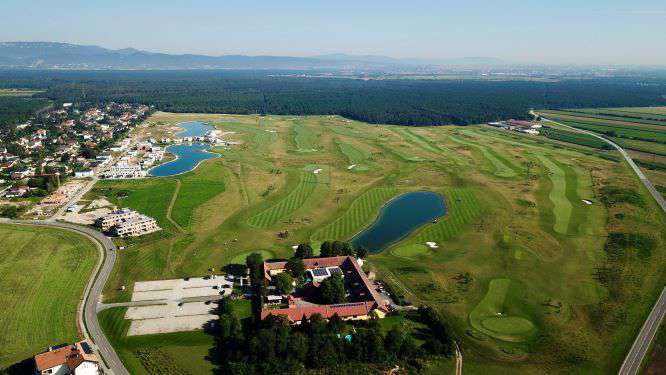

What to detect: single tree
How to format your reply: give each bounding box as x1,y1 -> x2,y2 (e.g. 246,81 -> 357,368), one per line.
294,243 -> 313,259
273,272 -> 294,295
320,241 -> 333,257
341,241 -> 354,256
319,273 -> 346,304
286,257 -> 305,278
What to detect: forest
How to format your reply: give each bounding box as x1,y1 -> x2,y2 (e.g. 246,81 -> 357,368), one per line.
1,69 -> 665,126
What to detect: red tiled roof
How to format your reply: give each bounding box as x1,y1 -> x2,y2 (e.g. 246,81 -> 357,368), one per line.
34,341 -> 97,371
262,256 -> 386,322
507,119 -> 534,127
261,301 -> 376,322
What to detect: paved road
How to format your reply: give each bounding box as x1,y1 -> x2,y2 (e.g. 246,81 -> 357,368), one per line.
1,218 -> 129,375
538,114 -> 666,375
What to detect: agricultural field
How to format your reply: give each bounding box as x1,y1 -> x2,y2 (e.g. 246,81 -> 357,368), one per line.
0,224 -> 97,371
91,112 -> 665,374
537,107 -> 666,199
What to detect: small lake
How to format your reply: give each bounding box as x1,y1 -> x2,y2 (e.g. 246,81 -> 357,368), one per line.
351,191 -> 447,253
148,144 -> 218,177
148,122 -> 217,177
176,121 -> 212,137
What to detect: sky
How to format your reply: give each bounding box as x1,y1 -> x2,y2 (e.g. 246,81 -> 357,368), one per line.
2,0 -> 666,65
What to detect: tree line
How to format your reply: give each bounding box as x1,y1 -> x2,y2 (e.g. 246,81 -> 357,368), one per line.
1,70 -> 665,127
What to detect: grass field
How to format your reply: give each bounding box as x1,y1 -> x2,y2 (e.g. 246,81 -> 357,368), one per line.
0,225 -> 97,370
311,187 -> 397,241
91,112 -> 665,374
0,88 -> 45,97
536,155 -> 573,234
537,107 -> 666,200
97,300 -> 251,374
449,134 -> 520,178
247,171 -> 318,228
292,120 -> 320,152
469,278 -> 536,342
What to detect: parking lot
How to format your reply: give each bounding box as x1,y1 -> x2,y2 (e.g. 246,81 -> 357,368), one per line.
125,276 -> 233,335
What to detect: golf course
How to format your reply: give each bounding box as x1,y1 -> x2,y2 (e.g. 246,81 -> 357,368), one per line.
55,111 -> 666,374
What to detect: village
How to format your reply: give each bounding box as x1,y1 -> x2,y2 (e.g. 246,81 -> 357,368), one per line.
0,101 -> 230,230
0,102 -> 151,216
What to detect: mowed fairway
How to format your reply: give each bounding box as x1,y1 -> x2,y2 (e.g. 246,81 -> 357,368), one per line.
449,134 -> 519,178
247,171 -> 318,228
311,187 -> 397,241
413,188 -> 484,243
292,120 -> 319,152
0,225 -> 97,370
536,154 -> 573,234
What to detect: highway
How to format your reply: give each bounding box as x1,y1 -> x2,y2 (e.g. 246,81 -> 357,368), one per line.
538,115 -> 666,375
0,218 -> 129,375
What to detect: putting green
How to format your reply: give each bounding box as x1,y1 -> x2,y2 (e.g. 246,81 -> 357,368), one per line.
229,250 -> 276,264
469,278 -> 535,342
536,155 -> 573,234
392,244 -> 432,259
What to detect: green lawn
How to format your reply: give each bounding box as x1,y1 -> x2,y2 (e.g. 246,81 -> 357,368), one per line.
536,154 -> 573,235
468,278 -> 536,342
92,112 -> 665,374
0,225 -> 97,370
98,307 -> 217,375
449,134 -> 520,178
247,171 -> 318,228
292,120 -> 319,152
311,187 -> 397,241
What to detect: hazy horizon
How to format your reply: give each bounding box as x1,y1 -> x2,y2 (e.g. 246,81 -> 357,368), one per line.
3,0 -> 666,66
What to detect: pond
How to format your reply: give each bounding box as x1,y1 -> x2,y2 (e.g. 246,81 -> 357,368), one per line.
175,121 -> 213,137
148,122 -> 218,177
148,144 -> 218,177
351,191 -> 447,253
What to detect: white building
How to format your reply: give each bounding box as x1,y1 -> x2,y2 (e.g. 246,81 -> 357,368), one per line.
96,208 -> 137,231
96,208 -> 161,237
103,163 -> 146,179
111,215 -> 161,237
34,341 -> 99,375
74,170 -> 94,178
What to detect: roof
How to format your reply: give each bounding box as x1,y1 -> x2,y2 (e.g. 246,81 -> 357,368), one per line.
261,301 -> 376,322
507,119 -> 534,127
34,341 -> 97,371
262,256 -> 386,322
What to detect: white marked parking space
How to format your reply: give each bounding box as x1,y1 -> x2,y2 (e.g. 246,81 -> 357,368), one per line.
131,276 -> 232,301
124,276 -> 232,335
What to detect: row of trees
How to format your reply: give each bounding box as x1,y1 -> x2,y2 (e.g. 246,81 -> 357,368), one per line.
216,301 -> 455,374
294,240 -> 368,259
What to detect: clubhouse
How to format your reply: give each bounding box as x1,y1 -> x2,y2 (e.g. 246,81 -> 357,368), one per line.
261,256 -> 389,323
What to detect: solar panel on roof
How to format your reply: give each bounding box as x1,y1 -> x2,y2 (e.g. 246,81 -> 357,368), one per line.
80,342 -> 94,355
330,302 -> 365,308
312,268 -> 329,277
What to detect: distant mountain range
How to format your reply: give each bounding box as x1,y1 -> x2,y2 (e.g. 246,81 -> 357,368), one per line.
0,42 -> 509,70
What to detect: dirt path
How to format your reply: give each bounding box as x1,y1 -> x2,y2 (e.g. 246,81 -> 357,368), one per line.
166,180 -> 184,233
